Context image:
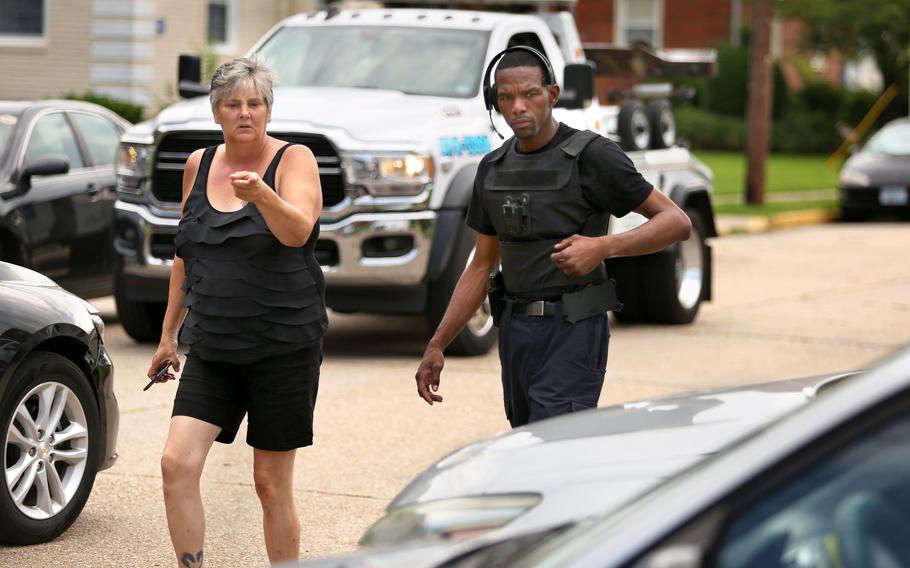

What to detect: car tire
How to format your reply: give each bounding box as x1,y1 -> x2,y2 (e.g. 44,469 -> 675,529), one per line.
427,223 -> 496,357
639,208 -> 709,324
840,206 -> 866,222
617,100 -> 651,152
646,99 -> 676,149
114,271 -> 165,343
0,352 -> 101,545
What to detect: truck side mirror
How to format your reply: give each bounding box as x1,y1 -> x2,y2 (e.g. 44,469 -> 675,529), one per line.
2,155 -> 69,200
178,54 -> 210,99
556,62 -> 595,110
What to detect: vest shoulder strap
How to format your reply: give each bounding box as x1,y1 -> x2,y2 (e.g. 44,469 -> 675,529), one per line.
561,130 -> 600,158
486,137 -> 515,164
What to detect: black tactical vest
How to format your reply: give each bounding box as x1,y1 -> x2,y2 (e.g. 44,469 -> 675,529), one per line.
482,130 -> 609,298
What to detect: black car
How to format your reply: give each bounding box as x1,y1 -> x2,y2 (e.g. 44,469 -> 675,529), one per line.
0,100 -> 130,298
0,261 -> 117,545
838,117 -> 910,221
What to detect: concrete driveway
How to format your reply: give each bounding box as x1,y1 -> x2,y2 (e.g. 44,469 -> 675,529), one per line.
2,221 -> 909,567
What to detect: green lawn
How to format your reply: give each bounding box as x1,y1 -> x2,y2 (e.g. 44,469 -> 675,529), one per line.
715,199 -> 838,216
695,151 -> 840,196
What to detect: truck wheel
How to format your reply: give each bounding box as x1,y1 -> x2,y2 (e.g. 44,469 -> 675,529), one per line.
0,352 -> 101,545
428,225 -> 496,357
647,99 -> 676,149
617,100 -> 651,152
640,208 -> 708,324
114,271 -> 165,343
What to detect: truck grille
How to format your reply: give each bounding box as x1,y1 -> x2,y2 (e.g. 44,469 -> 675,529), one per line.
151,132 -> 345,206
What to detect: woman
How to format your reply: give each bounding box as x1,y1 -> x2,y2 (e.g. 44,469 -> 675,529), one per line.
147,57 -> 326,567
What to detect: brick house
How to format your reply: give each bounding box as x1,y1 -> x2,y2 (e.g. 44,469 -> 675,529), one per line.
0,0 -> 316,113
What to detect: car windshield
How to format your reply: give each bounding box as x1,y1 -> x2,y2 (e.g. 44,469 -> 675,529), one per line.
864,122 -> 910,156
254,25 -> 488,98
0,112 -> 20,163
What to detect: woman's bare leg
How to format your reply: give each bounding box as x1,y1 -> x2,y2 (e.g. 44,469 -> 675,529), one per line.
160,416 -> 221,567
253,448 -> 300,564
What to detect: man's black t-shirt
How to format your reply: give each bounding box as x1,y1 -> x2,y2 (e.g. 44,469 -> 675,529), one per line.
466,123 -> 653,236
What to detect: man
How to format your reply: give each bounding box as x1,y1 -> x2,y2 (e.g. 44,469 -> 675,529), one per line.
415,47 -> 692,427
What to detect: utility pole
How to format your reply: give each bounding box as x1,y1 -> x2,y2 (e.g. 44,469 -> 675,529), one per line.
744,0 -> 774,205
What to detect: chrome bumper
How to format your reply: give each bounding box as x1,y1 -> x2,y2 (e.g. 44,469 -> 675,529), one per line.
114,201 -> 436,286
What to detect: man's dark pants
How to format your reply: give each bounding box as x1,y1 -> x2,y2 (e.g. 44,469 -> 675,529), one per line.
498,299 -> 610,427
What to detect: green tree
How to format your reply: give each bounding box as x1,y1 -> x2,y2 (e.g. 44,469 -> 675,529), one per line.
778,0 -> 909,117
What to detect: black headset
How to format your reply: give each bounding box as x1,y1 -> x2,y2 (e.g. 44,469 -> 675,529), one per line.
482,46 -> 557,138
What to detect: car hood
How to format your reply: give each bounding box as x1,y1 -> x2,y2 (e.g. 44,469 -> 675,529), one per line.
843,151 -> 910,185
156,88 -> 478,147
389,375 -> 847,514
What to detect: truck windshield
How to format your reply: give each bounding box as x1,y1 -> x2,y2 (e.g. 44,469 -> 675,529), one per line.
255,26 -> 488,98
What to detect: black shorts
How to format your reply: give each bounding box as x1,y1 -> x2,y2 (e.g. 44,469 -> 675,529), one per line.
172,344 -> 321,451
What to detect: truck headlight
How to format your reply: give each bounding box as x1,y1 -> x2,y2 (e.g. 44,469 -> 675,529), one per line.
359,494 -> 540,547
838,169 -> 870,188
341,152 -> 434,197
116,142 -> 153,196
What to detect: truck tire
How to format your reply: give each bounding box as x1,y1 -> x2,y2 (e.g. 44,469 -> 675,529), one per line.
114,272 -> 165,343
647,99 -> 676,149
0,352 -> 101,545
639,208 -> 708,324
617,100 -> 651,152
428,224 -> 496,357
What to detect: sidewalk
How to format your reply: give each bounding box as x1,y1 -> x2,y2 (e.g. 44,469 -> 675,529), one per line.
713,188 -> 839,236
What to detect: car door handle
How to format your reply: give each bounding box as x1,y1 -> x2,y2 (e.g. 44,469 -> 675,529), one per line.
86,183 -> 100,201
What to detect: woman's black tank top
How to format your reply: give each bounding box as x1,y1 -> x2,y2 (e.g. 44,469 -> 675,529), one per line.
174,143 -> 327,363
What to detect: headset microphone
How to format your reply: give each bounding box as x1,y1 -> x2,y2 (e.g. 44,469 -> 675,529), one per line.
489,108 -> 504,140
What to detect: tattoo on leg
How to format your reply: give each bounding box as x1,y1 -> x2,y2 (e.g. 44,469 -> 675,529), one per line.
180,549 -> 204,567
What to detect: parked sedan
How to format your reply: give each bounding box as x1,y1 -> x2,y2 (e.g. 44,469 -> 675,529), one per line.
838,117 -> 910,221
288,347 -> 909,568
361,373 -> 849,548
0,261 -> 117,545
0,100 -> 130,298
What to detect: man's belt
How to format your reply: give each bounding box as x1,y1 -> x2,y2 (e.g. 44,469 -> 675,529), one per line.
509,280 -> 623,323
512,299 -> 559,317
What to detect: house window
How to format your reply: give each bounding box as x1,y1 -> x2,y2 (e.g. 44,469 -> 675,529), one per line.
208,0 -> 237,49
0,0 -> 46,44
616,0 -> 663,48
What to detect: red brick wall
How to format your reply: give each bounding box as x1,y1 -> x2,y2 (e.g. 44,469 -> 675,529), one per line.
575,0 -> 614,43
663,0 -> 731,48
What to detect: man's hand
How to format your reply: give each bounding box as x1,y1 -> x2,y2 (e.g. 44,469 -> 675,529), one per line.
550,235 -> 607,276
415,347 -> 445,405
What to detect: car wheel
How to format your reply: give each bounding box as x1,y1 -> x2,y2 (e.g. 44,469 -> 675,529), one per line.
646,99 -> 676,149
114,270 -> 165,342
640,208 -> 708,324
0,352 -> 101,545
617,100 -> 651,152
428,224 -> 496,356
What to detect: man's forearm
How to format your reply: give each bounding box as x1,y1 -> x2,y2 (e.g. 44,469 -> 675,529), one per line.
427,264 -> 490,352
601,207 -> 691,260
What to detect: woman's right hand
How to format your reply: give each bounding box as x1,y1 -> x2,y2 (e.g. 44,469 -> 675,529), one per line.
148,338 -> 180,384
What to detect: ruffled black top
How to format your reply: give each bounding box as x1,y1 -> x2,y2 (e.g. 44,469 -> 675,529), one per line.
174,143 -> 327,364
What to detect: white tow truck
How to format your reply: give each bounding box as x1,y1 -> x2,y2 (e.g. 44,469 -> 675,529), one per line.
112,0 -> 716,355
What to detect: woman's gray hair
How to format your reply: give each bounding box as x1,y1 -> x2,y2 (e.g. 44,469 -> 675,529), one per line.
209,57 -> 275,112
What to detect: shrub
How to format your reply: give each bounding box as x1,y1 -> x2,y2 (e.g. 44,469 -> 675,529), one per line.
676,106 -> 746,151
770,112 -> 841,153
64,92 -> 144,124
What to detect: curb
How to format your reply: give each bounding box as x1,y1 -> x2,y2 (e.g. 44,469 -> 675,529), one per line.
716,209 -> 839,236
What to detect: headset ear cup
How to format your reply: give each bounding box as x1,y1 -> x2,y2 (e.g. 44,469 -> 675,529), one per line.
491,84 -> 499,113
